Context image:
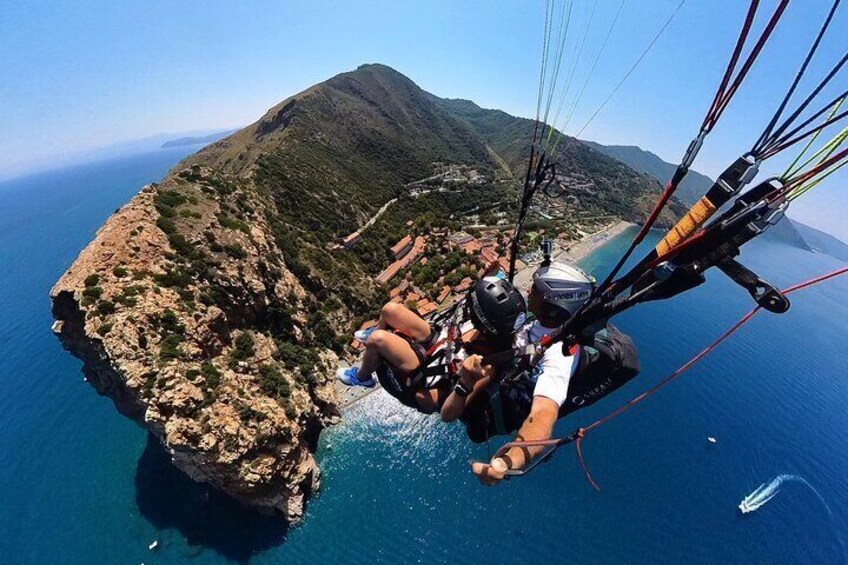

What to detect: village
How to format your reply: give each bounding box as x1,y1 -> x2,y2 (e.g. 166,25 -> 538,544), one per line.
347,218 -> 631,354
346,222 -> 517,352
331,162 -> 630,355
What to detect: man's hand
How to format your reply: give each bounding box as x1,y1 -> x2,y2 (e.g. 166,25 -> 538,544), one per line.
458,354 -> 493,384
471,457 -> 509,486
470,397 -> 560,483
440,355 -> 493,423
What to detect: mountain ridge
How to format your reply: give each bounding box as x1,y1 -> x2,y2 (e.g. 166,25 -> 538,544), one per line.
580,141 -> 714,205
161,129 -> 239,148
433,97 -> 686,227
792,221 -> 848,262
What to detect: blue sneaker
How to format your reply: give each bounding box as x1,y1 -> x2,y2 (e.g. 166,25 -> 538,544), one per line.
335,366 -> 376,388
354,326 -> 376,343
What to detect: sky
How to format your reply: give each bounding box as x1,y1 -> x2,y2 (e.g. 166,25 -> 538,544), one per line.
1,0 -> 846,237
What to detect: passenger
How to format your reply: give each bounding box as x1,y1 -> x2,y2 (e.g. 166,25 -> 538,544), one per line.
336,277 -> 526,414
335,301 -> 440,412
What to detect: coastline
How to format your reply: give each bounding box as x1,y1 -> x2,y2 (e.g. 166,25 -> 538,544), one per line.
560,220 -> 634,264
512,219 -> 634,291
335,219 -> 635,410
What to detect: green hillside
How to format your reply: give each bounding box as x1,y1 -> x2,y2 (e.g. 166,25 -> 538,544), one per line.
435,97 -> 686,227
166,64 -> 687,330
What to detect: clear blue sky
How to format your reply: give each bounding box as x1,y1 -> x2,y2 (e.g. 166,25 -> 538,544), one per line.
1,0 -> 845,237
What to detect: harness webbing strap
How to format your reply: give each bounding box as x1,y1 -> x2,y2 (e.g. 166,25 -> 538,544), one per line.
424,338 -> 447,358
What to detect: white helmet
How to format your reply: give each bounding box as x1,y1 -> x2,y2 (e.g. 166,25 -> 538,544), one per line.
532,261 -> 595,322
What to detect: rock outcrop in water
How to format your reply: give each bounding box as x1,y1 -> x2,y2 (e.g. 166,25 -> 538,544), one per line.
51,64 -> 683,519
51,173 -> 341,520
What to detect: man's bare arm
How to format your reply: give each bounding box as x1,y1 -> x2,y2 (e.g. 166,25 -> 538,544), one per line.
503,396 -> 559,468
471,396 -> 559,485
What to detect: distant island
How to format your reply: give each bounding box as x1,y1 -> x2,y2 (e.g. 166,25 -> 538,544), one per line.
161,129 -> 238,148
49,63 -> 691,522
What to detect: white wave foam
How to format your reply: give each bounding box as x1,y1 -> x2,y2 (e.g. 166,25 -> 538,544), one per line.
738,474 -> 831,515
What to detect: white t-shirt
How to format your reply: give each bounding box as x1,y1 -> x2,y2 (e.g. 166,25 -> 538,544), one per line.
513,321 -> 579,407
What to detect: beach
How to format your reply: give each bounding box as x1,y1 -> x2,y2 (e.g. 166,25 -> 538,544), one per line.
559,220 -> 634,263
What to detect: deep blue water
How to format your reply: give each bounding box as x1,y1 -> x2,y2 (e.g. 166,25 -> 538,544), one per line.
1,151 -> 846,564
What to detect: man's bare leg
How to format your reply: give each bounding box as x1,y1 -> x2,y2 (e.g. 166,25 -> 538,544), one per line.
375,303 -> 431,342
359,329 -> 421,378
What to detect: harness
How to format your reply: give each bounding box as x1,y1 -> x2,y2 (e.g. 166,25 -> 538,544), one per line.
464,324 -> 639,443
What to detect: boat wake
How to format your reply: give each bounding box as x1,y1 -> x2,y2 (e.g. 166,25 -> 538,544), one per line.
738,474 -> 831,515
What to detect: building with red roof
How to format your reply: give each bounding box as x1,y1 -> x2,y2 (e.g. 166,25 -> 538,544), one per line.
480,247 -> 499,265
416,299 -> 437,317
462,241 -> 482,255
376,236 -> 427,285
391,235 -> 413,259
454,277 -> 473,293
437,286 -> 451,304
342,231 -> 361,248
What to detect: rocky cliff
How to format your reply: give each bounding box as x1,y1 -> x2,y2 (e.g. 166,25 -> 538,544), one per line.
51,166 -> 343,520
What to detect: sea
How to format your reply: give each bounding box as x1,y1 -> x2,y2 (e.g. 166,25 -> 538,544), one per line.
0,149 -> 846,564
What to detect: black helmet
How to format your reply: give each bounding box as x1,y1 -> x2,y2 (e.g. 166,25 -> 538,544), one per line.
467,277 -> 527,339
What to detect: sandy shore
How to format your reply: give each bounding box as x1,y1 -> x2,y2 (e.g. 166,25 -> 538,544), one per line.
559,220 -> 634,263
335,219 -> 635,409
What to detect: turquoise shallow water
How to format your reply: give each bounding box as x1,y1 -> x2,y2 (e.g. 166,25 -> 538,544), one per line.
1,151 -> 847,564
